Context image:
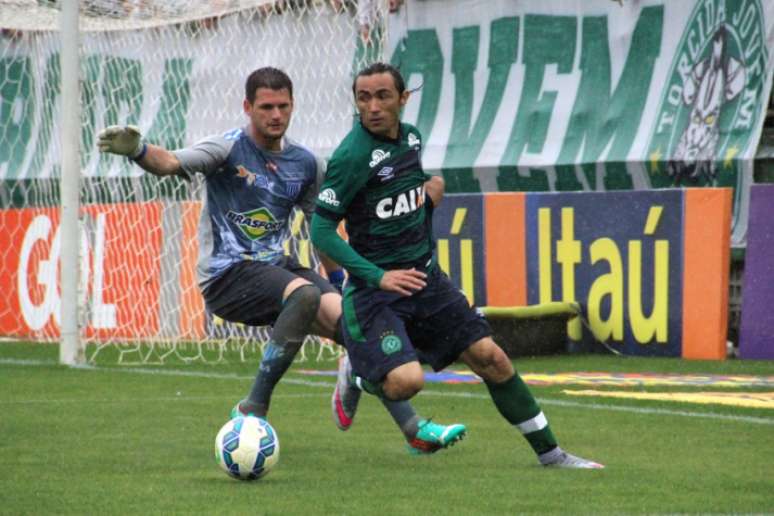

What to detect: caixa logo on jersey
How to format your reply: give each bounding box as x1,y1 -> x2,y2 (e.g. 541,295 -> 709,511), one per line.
375,185 -> 425,219
646,0 -> 766,191
227,207 -> 284,240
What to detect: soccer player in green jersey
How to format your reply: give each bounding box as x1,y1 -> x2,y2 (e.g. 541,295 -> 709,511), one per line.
311,62 -> 604,468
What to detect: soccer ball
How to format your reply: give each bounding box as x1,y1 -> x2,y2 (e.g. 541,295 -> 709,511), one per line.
214,416 -> 279,480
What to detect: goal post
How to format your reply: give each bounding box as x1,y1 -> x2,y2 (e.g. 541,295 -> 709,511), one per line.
0,0 -> 389,365
59,0 -> 82,366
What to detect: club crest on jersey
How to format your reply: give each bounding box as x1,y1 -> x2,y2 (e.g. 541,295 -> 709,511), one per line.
407,133 -> 420,148
377,166 -> 395,182
236,165 -> 269,188
375,185 -> 425,219
369,149 -> 391,168
318,188 -> 340,207
285,181 -> 303,199
227,207 -> 284,240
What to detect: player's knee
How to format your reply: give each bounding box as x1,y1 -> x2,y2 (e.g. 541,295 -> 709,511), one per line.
463,338 -> 513,382
286,284 -> 322,318
382,364 -> 424,401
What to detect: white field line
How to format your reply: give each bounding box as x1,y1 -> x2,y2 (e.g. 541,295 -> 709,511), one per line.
2,358 -> 773,426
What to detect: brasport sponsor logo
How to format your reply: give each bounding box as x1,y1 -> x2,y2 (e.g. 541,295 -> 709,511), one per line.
375,185 -> 425,219
227,207 -> 284,240
317,188 -> 340,207
369,149 -> 390,168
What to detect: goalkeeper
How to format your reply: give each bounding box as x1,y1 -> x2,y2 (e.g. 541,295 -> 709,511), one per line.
97,67 -> 465,455
311,62 -> 604,468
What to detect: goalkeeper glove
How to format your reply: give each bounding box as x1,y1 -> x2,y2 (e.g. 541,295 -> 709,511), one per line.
97,125 -> 146,160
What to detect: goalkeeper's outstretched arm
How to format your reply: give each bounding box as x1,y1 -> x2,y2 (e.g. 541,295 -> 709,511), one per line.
97,125 -> 183,177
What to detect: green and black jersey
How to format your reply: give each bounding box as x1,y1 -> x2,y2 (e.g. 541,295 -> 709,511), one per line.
311,121 -> 435,287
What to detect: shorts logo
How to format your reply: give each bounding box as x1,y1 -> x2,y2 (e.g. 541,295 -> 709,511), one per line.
227,207 -> 284,240
369,149 -> 391,168
646,0 -> 766,190
318,188 -> 340,207
380,333 -> 402,355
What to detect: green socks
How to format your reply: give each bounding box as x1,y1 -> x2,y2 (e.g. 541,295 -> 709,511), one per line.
485,374 -> 558,455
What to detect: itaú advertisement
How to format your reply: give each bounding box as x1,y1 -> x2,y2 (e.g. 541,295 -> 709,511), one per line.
0,204 -> 168,340
433,188 -> 731,359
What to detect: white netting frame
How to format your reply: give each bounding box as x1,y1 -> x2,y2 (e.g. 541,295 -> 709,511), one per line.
0,0 -> 389,364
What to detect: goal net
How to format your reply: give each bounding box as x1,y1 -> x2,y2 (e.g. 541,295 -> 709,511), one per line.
0,0 -> 388,364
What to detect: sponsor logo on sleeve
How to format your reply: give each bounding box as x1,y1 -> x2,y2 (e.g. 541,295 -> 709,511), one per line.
318,188 -> 341,207
407,133 -> 421,149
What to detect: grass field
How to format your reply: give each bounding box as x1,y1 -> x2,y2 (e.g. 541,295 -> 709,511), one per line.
1,341 -> 772,515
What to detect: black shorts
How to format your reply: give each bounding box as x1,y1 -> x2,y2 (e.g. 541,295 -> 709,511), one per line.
202,256 -> 337,327
340,265 -> 492,383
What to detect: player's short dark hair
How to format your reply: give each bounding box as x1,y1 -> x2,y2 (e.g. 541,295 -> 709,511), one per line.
352,62 -> 406,97
245,67 -> 293,103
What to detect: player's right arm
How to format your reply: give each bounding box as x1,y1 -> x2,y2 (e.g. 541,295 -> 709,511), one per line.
97,125 -> 229,178
97,125 -> 182,177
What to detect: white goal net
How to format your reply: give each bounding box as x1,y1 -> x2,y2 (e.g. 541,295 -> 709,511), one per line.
0,0 -> 389,364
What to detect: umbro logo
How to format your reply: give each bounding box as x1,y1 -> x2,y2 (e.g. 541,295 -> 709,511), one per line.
377,166 -> 395,182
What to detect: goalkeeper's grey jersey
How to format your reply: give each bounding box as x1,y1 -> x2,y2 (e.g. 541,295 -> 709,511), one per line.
174,127 -> 324,288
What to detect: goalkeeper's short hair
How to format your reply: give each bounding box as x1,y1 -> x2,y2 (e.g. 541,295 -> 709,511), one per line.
245,67 -> 293,102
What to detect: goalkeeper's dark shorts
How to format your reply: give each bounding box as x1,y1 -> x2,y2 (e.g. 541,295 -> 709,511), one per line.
340,264 -> 492,384
202,256 -> 337,327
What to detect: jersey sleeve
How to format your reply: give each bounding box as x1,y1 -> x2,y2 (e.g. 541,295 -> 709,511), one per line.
298,154 -> 326,221
313,147 -> 367,221
172,134 -> 233,178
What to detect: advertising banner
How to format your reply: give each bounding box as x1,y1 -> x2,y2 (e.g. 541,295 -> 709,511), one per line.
434,188 -> 731,359
0,202 -> 193,340
739,184 -> 774,358
388,0 -> 774,247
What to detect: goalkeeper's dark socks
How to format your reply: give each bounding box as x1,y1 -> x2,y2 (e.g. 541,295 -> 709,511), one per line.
485,374 -> 558,456
245,285 -> 321,414
247,340 -> 302,415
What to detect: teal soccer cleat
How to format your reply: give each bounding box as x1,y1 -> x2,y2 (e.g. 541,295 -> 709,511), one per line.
407,419 -> 467,455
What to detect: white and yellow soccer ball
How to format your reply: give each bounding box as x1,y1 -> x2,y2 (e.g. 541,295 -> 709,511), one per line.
215,416 -> 279,481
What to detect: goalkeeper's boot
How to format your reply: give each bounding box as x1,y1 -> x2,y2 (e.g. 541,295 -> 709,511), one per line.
407,419 -> 467,455
539,447 -> 605,469
229,399 -> 265,420
331,354 -> 361,431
